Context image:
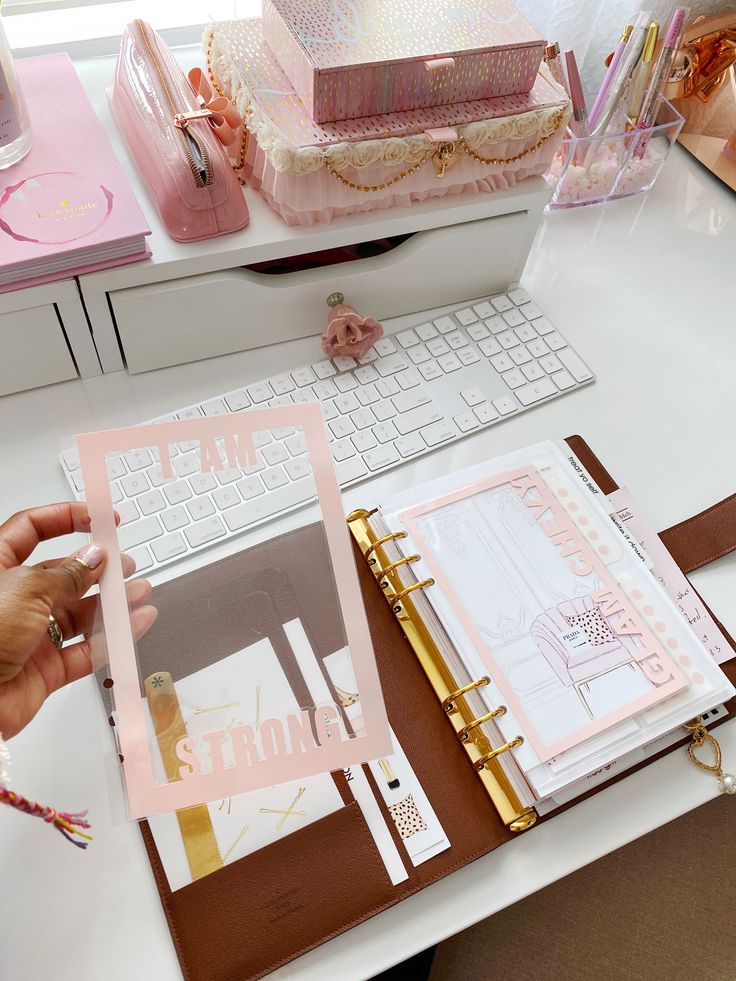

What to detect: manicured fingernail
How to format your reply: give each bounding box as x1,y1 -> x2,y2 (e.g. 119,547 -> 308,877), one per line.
75,543 -> 105,570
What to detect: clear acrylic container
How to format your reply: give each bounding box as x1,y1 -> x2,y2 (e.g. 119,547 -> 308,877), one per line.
545,99 -> 684,210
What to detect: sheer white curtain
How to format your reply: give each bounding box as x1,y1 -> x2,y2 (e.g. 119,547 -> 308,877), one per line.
516,0 -> 712,97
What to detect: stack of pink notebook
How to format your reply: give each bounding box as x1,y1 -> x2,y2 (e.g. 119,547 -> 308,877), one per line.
0,53 -> 149,292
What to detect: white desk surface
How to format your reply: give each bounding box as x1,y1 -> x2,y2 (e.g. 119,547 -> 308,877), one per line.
1,145 -> 735,980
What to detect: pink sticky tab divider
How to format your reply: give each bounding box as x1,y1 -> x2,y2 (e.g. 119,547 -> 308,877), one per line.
78,404 -> 390,820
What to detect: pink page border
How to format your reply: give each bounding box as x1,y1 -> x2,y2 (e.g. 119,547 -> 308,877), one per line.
78,403 -> 390,819
400,466 -> 687,761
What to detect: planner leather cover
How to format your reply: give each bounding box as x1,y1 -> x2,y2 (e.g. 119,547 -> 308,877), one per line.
136,435 -> 736,981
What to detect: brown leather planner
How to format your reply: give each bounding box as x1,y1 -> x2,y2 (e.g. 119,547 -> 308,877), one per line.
133,436 -> 736,981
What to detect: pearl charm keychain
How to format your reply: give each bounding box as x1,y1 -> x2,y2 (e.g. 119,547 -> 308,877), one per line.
685,717 -> 735,794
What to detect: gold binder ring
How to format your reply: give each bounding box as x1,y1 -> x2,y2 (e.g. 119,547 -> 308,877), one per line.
442,676 -> 490,714
364,531 -> 408,565
474,736 -> 524,770
459,706 -> 507,742
380,554 -> 420,584
392,579 -> 434,610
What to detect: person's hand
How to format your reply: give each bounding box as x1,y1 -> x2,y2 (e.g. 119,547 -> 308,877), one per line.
0,502 -> 157,739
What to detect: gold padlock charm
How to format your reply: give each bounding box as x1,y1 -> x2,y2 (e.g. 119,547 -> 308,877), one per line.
432,141 -> 458,180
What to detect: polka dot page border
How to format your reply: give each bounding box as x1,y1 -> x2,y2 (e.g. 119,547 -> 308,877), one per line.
540,466 -> 621,568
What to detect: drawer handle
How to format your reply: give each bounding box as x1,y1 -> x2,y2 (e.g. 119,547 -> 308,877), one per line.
424,57 -> 456,71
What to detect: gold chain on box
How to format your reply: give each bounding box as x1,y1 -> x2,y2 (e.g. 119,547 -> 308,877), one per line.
207,35 -> 249,185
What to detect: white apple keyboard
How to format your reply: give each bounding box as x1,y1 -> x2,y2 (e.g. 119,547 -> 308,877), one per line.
60,287 -> 594,575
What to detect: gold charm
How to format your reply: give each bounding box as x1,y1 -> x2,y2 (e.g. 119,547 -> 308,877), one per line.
685,717 -> 735,793
432,141 -> 458,180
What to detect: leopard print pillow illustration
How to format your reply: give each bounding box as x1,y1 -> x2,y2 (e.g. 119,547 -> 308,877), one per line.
388,794 -> 428,840
566,607 -> 617,647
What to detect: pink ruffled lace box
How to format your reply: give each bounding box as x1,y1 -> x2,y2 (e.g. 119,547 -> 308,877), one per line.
263,0 -> 545,123
207,19 -> 570,227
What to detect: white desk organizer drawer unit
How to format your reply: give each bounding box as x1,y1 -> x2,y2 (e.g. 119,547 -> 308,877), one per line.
110,209 -> 537,373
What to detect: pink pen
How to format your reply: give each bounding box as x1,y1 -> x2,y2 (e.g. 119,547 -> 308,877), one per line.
634,6 -> 688,157
565,50 -> 589,153
589,23 -> 633,130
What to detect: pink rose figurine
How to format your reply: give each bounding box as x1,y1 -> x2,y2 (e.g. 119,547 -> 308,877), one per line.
322,296 -> 384,360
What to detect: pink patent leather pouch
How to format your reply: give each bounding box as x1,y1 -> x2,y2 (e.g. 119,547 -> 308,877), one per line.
112,21 -> 249,242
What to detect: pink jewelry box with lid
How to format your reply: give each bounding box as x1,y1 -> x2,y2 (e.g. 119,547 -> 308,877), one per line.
207,19 -> 569,226
262,0 -> 546,124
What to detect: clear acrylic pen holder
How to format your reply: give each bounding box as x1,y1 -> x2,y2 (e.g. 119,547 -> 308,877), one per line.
545,99 -> 684,210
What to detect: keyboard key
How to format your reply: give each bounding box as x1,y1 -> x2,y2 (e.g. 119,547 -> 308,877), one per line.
291,389 -> 316,404
247,381 -> 274,403
396,329 -> 420,348
485,316 -> 507,334
376,377 -> 400,398
116,500 -> 138,525
520,302 -> 543,320
533,317 -> 554,335
393,388 -> 430,413
269,461 -> 298,491
493,396 -> 518,415
70,471 -> 85,493
515,377 -> 557,405
332,439 -> 356,462
312,360 -> 336,379
358,349 -> 378,365
373,421 -> 398,443
502,308 -> 525,327
225,389 -> 251,411
458,347 -> 480,366
364,445 -> 400,471
62,448 -> 79,471
126,545 -> 153,573
201,398 -> 228,416
438,353 -> 461,373
285,457 -> 311,480
426,337 -> 450,357
509,345 -> 532,366
147,464 -> 168,487
454,411 -> 479,433
522,361 -> 545,381
357,383 -> 379,405
139,491 -> 165,515
164,480 -> 192,504
467,322 -> 490,342
291,366 -> 317,387
527,338 -> 551,358
545,332 -> 567,352
497,330 -> 520,350
111,482 -> 123,505
314,379 -> 339,400
351,430 -> 378,453
376,354 -> 408,377
446,330 -> 468,350
373,338 -> 397,356
184,516 -> 226,548
552,369 -> 576,390
211,486 -> 240,510
408,345 -> 431,365
557,348 -> 593,382
262,443 -> 289,466
351,408 -> 376,430
226,481 -> 315,531
394,404 -> 444,435
121,473 -> 150,496
539,353 -> 563,373
190,472 -> 217,494
514,323 -> 537,343
416,323 -> 438,341
373,401 -> 397,422
271,373 -> 296,395
474,403 -> 499,424
395,434 -> 425,457
124,449 -> 152,472
335,393 -> 359,414
502,369 -> 526,389
397,368 -> 420,390
335,456 -> 369,484
174,453 -> 200,477
491,294 -> 513,312
236,475 -> 265,500
118,516 -> 163,551
151,533 -> 187,563
334,374 -> 358,392
162,505 -> 190,530
187,497 -> 215,520
418,362 -> 442,381
433,316 -> 455,334
177,407 -> 202,421
462,387 -> 485,407
217,468 -> 241,484
508,287 -> 531,305
354,365 -> 379,384
455,307 -> 478,326
490,352 -> 514,373
479,337 -> 502,357
322,400 -> 338,421
422,420 -> 457,447
285,433 -> 307,456
472,301 -> 495,319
